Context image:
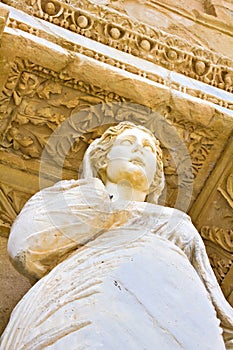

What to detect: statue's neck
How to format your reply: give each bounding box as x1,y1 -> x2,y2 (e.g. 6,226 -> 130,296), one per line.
105,180 -> 147,202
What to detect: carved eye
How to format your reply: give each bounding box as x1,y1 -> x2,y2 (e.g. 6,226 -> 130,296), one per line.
143,143 -> 155,152
120,139 -> 133,145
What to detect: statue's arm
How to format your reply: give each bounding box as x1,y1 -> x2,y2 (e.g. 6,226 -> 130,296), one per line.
178,216 -> 233,349
7,178 -> 110,282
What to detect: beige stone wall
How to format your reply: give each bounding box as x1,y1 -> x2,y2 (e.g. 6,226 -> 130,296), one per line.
0,235 -> 31,335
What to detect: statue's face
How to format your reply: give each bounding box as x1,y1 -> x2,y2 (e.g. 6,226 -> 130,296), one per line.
106,128 -> 157,192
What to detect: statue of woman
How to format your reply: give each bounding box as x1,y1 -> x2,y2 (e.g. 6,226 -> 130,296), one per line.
1,122 -> 233,349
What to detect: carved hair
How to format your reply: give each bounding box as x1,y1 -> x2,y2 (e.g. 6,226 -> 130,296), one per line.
86,122 -> 164,203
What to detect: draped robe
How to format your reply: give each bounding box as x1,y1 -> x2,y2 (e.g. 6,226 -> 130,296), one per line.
1,178 -> 233,350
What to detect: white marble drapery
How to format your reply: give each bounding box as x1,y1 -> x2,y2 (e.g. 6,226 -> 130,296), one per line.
1,178 -> 233,349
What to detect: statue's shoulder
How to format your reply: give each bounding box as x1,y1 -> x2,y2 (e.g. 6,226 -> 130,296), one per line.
163,205 -> 194,227
146,202 -> 191,221
26,177 -> 106,203
40,177 -> 105,193
13,177 -> 109,226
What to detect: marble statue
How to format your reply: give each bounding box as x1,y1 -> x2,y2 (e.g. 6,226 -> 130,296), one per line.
1,122 -> 233,350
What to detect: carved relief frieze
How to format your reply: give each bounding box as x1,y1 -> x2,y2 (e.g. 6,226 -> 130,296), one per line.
2,0 -> 233,94
155,112 -> 218,207
164,115 -> 217,178
0,58 -> 127,164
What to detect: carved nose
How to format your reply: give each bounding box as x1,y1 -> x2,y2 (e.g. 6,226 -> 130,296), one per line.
132,143 -> 143,153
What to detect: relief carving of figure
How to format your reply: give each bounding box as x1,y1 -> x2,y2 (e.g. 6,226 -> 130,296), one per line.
1,122 -> 233,349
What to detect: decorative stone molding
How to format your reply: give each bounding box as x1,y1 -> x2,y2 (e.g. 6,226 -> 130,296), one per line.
2,0 -> 233,95
0,8 -> 232,113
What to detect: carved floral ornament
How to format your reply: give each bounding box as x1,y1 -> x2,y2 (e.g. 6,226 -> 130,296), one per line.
201,226 -> 233,253
0,59 -> 218,189
2,0 -> 233,93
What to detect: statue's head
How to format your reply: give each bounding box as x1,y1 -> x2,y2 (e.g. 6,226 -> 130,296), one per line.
83,122 -> 164,203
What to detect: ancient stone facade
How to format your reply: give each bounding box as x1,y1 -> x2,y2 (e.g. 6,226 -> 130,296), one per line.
0,0 -> 233,335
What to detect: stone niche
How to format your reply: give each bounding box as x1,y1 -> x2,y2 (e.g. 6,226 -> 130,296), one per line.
0,0 -> 233,335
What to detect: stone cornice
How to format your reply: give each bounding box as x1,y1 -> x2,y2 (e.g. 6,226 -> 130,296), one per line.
1,2 -> 233,115
1,0 -> 233,95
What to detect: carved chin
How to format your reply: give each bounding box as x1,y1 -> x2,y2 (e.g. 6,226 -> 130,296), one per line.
108,168 -> 150,192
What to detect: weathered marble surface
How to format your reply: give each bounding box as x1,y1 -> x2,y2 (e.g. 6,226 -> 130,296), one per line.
1,120 -> 233,349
